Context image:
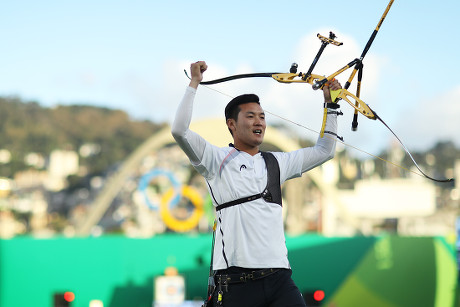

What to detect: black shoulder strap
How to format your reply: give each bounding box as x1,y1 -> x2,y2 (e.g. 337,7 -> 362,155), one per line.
260,151 -> 282,205
215,152 -> 282,212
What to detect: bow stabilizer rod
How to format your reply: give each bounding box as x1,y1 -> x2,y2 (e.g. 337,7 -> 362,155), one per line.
303,32 -> 343,81
360,0 -> 395,61
349,0 -> 395,131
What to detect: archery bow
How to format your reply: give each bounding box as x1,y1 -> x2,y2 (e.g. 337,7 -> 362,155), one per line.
184,0 -> 454,184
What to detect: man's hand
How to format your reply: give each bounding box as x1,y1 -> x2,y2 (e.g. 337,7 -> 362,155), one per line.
189,61 -> 208,89
322,78 -> 342,103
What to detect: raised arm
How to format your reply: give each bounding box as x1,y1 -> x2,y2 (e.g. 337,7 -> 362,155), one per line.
299,79 -> 342,172
171,61 -> 209,165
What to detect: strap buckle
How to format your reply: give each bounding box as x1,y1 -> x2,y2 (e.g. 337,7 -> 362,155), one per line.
217,274 -> 229,292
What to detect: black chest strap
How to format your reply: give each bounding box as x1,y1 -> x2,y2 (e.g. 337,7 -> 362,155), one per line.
215,151 -> 282,212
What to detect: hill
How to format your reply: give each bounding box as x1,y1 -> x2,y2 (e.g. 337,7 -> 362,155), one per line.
0,96 -> 165,178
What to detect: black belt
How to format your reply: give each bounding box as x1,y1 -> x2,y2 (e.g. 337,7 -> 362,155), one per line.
215,268 -> 280,284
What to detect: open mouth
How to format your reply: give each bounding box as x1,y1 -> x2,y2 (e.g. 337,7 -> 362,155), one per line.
253,129 -> 263,135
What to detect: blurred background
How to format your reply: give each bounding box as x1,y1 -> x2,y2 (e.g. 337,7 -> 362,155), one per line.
1,1 -> 459,306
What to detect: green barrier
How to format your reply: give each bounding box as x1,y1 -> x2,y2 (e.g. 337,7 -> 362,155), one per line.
327,236 -> 458,307
0,235 -> 212,307
0,235 -> 457,307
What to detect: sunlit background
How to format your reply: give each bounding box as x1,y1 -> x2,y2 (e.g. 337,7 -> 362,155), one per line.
0,1 -> 459,306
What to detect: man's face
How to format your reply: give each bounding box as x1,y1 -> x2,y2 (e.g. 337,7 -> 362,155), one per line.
228,102 -> 266,150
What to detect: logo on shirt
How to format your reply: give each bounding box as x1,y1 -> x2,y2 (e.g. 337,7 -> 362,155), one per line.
240,165 -> 247,171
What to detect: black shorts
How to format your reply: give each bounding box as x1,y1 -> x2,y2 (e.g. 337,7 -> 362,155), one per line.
212,267 -> 306,307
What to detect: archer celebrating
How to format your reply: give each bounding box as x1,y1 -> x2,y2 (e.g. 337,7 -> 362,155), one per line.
172,61 -> 341,307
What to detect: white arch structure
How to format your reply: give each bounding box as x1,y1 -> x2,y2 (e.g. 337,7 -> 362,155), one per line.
76,119 -> 359,236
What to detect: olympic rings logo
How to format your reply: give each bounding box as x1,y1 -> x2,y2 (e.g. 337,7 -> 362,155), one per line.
138,169 -> 213,232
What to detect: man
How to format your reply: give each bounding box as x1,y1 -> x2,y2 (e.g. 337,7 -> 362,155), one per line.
171,61 -> 341,307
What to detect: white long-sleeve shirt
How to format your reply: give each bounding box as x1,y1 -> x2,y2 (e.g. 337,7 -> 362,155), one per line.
172,86 -> 338,270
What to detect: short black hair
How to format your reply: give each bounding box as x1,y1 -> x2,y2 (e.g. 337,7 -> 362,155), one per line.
225,94 -> 260,121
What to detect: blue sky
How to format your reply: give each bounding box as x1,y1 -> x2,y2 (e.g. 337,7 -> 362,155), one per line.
1,0 -> 460,157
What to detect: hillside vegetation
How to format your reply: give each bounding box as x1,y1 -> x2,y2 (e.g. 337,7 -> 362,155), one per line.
0,96 -> 165,178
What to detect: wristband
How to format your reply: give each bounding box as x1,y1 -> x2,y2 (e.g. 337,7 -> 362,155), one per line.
324,102 -> 340,109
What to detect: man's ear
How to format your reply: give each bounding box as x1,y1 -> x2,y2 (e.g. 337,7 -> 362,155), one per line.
227,118 -> 236,132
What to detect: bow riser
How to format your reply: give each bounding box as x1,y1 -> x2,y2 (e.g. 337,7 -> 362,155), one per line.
271,72 -> 319,84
